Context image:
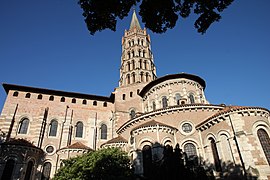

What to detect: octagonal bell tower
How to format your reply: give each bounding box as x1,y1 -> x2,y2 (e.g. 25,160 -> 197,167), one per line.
119,10 -> 157,87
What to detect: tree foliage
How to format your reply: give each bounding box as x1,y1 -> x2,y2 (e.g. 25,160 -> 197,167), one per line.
78,0 -> 234,35
53,148 -> 132,180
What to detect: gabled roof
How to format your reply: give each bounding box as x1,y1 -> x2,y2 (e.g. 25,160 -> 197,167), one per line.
2,83 -> 115,102
132,120 -> 178,132
130,10 -> 141,30
59,142 -> 93,151
139,73 -> 206,97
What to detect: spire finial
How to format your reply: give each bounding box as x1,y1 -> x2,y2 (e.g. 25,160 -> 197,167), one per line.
129,9 -> 141,30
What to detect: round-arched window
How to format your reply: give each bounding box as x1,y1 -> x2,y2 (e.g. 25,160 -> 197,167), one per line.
182,123 -> 192,133
45,145 -> 54,154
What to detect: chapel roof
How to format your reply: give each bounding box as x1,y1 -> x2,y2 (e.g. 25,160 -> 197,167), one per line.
102,135 -> 128,145
59,142 -> 93,151
139,73 -> 206,97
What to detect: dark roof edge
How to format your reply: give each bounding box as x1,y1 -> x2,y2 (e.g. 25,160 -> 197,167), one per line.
2,83 -> 115,102
139,73 -> 206,97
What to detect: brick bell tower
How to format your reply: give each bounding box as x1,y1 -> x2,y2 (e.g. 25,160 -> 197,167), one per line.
119,10 -> 157,87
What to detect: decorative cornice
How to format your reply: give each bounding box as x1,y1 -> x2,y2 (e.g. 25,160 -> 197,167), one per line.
117,104 -> 223,134
196,106 -> 270,131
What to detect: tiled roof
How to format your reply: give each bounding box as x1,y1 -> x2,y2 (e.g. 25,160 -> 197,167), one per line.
196,105 -> 270,128
132,120 -> 178,132
139,73 -> 206,97
103,136 -> 128,145
60,142 -> 93,151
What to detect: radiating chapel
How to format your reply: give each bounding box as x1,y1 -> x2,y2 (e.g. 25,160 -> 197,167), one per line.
0,11 -> 270,180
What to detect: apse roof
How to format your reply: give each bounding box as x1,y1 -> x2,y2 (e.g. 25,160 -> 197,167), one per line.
139,73 -> 206,97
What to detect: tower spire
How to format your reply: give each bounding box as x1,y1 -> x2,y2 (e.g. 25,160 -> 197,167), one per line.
129,10 -> 141,30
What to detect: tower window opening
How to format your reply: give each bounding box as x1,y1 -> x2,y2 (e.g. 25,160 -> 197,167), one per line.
103,102 -> 107,107
132,73 -> 136,83
130,92 -> 133,97
137,89 -> 140,94
122,94 -> 126,100
82,99 -> 87,105
93,101 -> 97,106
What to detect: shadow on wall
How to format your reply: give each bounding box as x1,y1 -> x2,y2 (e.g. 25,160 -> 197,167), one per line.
132,142 -> 259,180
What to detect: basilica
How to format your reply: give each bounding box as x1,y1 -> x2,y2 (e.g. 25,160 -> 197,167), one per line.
0,11 -> 270,180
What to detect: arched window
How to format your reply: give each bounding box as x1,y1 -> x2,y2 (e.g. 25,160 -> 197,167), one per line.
209,138 -> 221,171
93,101 -> 97,106
152,101 -> 156,111
37,94 -> 43,100
257,129 -> 270,165
137,89 -> 140,94
82,99 -> 87,105
49,120 -> 58,137
128,41 -> 131,47
122,94 -> 126,100
75,122 -> 83,138
127,62 -> 130,71
140,72 -> 144,82
144,61 -> 147,69
130,109 -> 136,119
49,95 -> 54,101
132,60 -> 135,69
132,51 -> 135,58
128,52 -> 130,59
139,59 -> 142,68
132,73 -> 136,83
130,92 -> 133,97
162,96 -> 168,108
138,50 -> 141,57
1,159 -> 15,180
143,50 -> 146,58
13,91 -> 19,97
103,102 -> 107,107
219,134 -> 233,162
41,162 -> 51,180
175,93 -> 181,105
60,97 -> 65,102
101,124 -> 107,140
141,39 -> 144,46
18,118 -> 29,134
25,93 -> 31,98
127,74 -> 130,84
142,145 -> 152,178
189,93 -> 195,104
132,39 -> 134,46
137,38 -> 140,45
25,161 -> 34,180
145,73 -> 149,82
72,98 -> 76,104
184,143 -> 197,157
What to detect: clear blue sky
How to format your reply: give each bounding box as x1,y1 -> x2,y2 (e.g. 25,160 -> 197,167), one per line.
0,0 -> 269,111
